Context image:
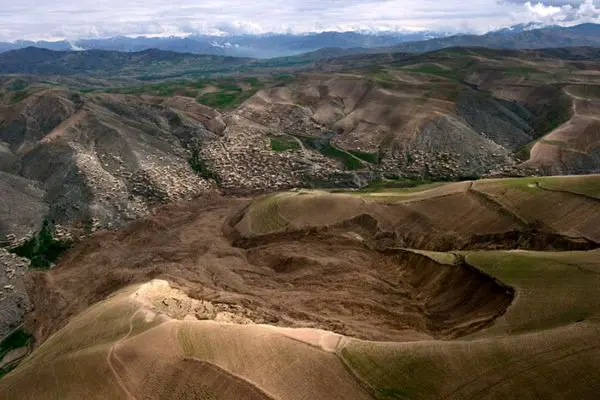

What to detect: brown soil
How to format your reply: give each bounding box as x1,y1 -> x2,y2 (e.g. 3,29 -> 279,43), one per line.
143,359 -> 274,400
25,194 -> 515,346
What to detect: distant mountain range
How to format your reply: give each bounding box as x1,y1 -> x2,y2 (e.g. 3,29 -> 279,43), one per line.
0,31 -> 447,59
385,23 -> 600,54
0,47 -> 252,78
3,23 -> 600,72
3,23 -> 600,60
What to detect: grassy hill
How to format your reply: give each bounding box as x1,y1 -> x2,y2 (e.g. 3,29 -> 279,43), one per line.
235,176 -> 600,247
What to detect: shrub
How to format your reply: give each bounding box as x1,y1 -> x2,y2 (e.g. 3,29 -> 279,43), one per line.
188,149 -> 220,184
9,219 -> 72,269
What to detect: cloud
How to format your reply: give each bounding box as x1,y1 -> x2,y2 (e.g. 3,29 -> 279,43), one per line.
515,0 -> 600,24
0,0 -> 599,42
501,0 -> 596,4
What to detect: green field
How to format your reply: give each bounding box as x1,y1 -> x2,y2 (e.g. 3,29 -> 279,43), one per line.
403,64 -> 460,80
270,136 -> 300,152
348,150 -> 379,164
100,77 -> 265,110
299,136 -> 363,170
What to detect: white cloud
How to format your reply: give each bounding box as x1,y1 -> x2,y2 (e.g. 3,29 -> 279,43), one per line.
68,41 -> 85,51
516,0 -> 600,24
525,2 -> 563,18
0,0 -> 599,42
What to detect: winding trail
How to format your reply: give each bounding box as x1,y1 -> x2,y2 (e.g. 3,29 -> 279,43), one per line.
467,182 -> 530,228
106,305 -> 140,400
527,88 -> 600,166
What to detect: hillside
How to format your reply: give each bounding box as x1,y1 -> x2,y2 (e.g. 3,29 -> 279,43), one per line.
235,176 -> 600,248
0,47 -> 252,78
2,46 -> 600,243
229,47 -> 600,179
0,175 -> 599,398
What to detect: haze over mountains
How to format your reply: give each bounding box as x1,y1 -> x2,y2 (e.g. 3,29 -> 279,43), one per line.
3,23 -> 600,59
0,31 -> 447,59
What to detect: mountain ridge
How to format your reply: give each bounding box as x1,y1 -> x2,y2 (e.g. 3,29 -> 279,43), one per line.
0,30 -> 448,59
3,23 -> 600,60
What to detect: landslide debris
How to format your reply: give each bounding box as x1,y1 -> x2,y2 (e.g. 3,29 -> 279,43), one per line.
24,195 -> 516,346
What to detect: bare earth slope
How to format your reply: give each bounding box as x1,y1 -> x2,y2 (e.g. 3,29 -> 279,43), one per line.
12,176 -> 597,346
527,85 -> 600,174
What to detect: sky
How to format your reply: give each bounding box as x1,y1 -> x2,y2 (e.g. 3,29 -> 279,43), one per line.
1,0 -> 600,41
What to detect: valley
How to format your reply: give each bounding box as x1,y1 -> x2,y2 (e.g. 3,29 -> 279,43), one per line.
3,46 -> 600,240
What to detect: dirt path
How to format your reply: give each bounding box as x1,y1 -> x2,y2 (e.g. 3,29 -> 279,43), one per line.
467,182 -> 530,228
106,305 -> 140,400
525,91 -> 579,164
282,134 -> 308,156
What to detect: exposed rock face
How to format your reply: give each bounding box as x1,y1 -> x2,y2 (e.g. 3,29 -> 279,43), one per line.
455,91 -> 535,151
0,90 -> 219,237
413,115 -> 515,175
162,97 -> 227,135
0,172 -> 47,240
134,279 -> 255,324
0,249 -> 30,339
